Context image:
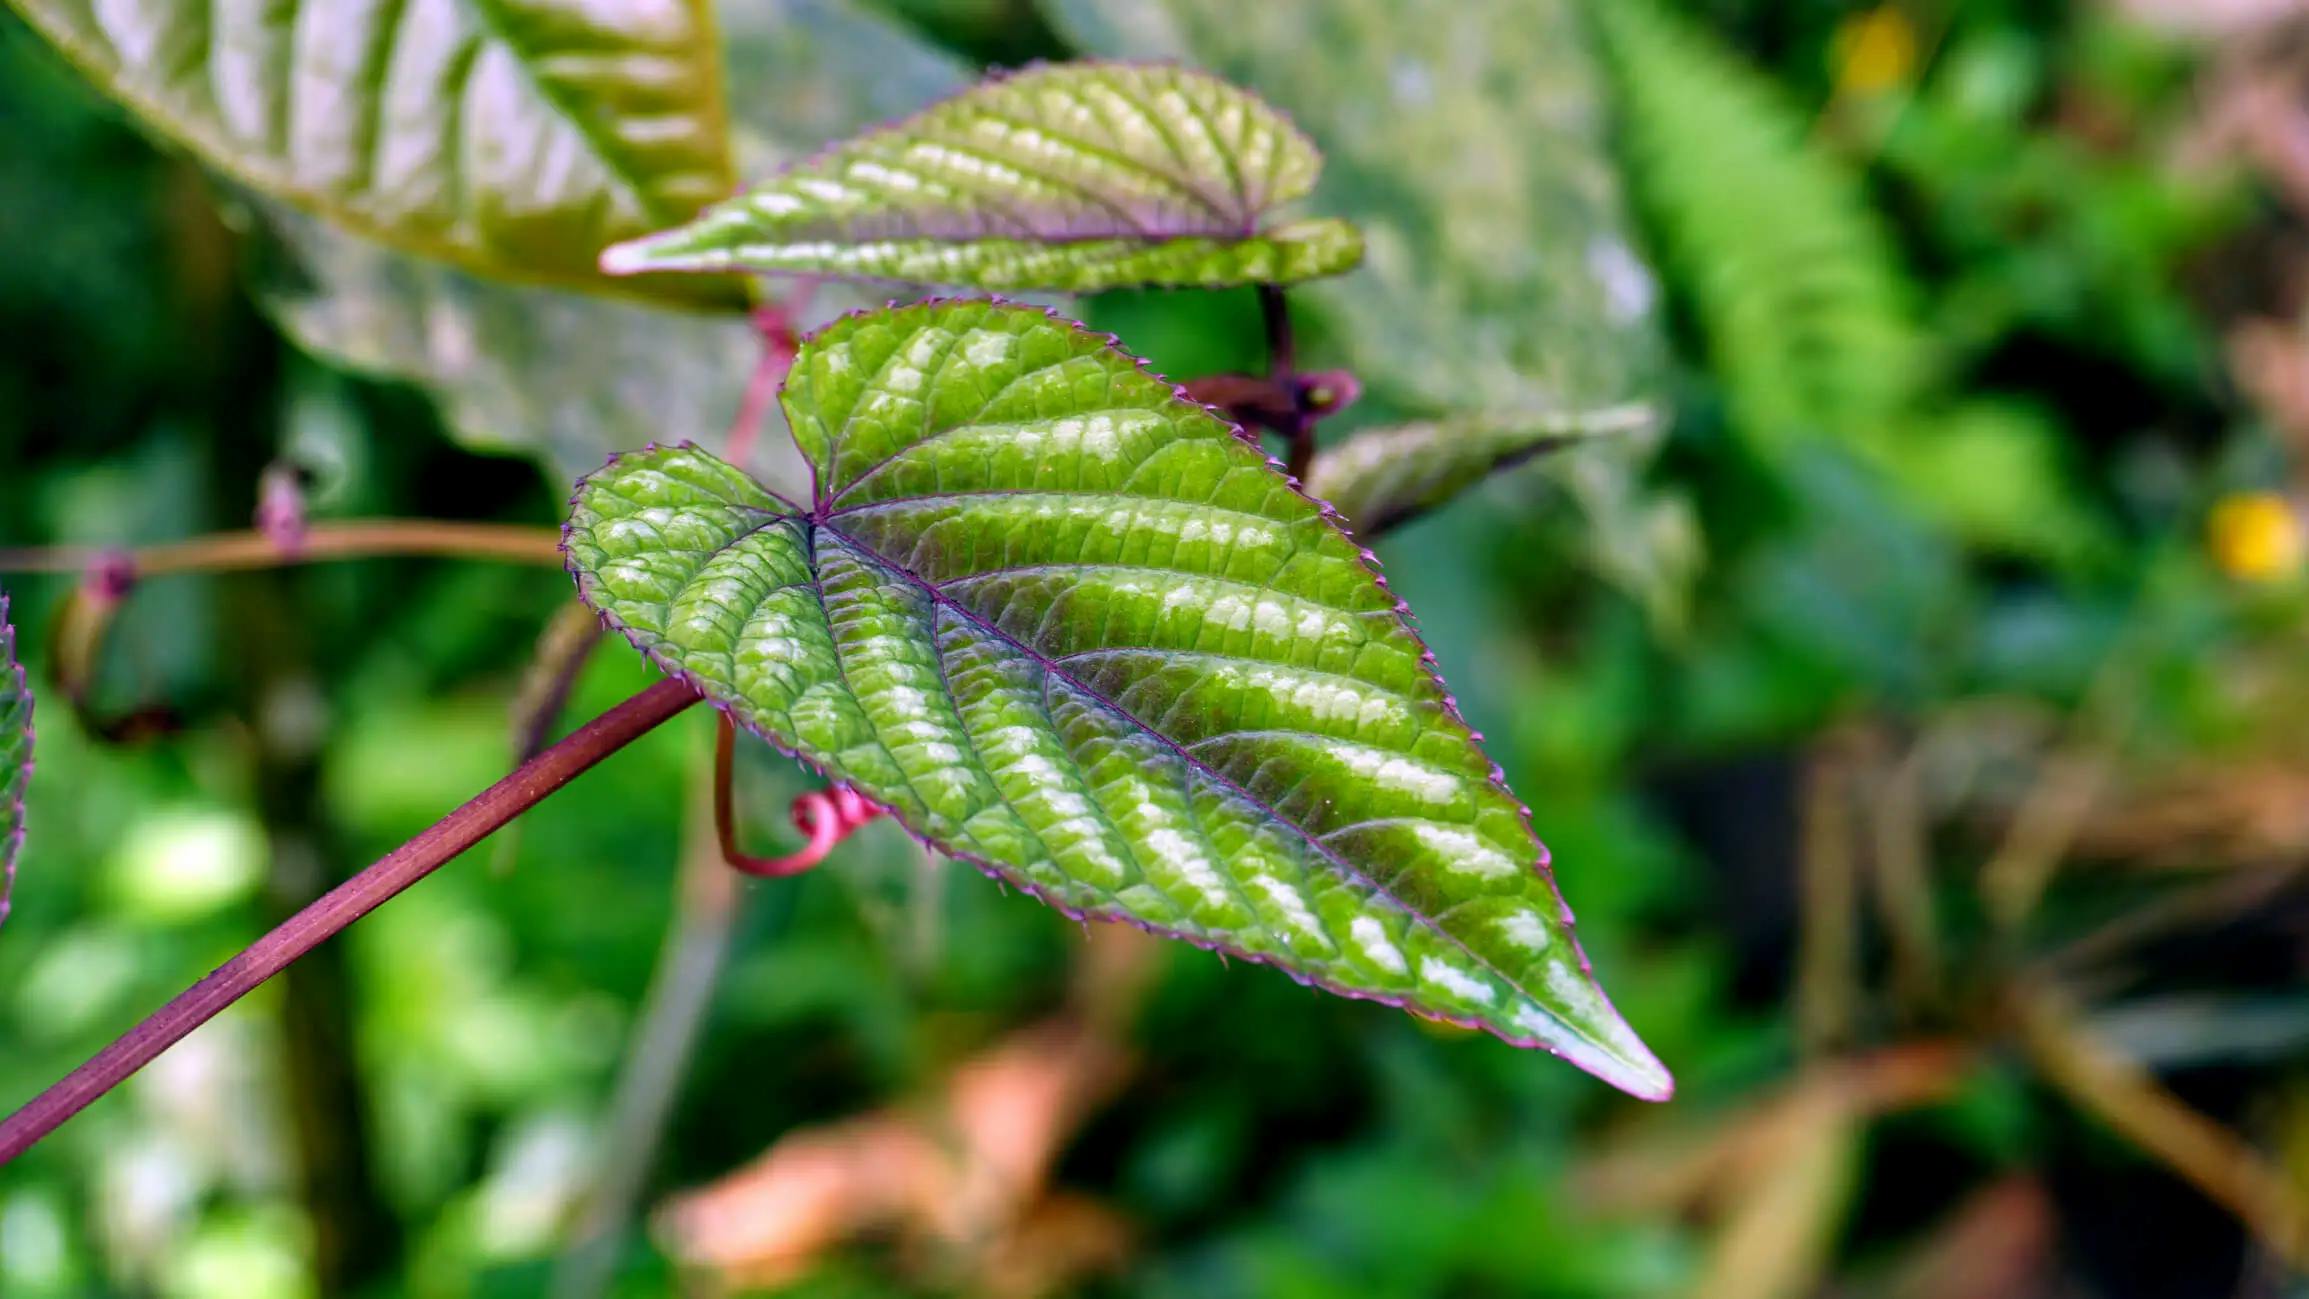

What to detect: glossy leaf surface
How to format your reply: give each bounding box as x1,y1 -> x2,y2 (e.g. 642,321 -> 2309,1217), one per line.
1312,406 -> 1663,539
0,593 -> 30,930
9,0 -> 737,302
601,62 -> 1365,291
565,300 -> 1668,1098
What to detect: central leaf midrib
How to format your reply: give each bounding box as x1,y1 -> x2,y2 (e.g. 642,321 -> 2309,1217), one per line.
462,0 -> 708,227
811,517 -> 1606,1057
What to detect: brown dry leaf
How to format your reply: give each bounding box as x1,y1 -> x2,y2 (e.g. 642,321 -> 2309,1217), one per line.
656,928 -> 1161,1296
2014,983 -> 2309,1267
2070,760 -> 2309,869
1689,1090 -> 1860,1299
1882,1177 -> 2057,1299
1579,1042 -> 1971,1217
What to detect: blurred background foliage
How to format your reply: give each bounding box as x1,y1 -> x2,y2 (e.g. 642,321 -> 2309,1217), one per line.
8,1 -> 2309,1296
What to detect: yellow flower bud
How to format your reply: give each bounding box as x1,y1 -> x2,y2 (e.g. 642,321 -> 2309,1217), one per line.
1833,6 -> 1918,98
2207,491 -> 2305,582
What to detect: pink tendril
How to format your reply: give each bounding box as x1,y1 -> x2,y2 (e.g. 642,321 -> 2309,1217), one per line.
714,716 -> 881,877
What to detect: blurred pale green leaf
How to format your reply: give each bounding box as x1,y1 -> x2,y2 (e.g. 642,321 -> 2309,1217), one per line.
603,62 -> 1365,292
6,0 -> 742,305
1593,0 -> 2094,561
243,0 -> 969,492
1593,0 -> 1927,450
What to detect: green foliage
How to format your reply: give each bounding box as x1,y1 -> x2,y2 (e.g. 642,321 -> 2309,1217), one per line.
3,0 -> 741,304
0,592 -> 27,929
564,300 -> 1668,1097
602,62 -> 1365,292
1591,0 -> 1927,451
1311,405 -> 1662,539
1589,0 -> 2091,561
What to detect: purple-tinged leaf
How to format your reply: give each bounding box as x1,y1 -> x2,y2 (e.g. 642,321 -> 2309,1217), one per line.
564,299 -> 1670,1099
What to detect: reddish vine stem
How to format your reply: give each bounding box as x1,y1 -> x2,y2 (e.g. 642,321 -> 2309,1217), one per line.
722,301 -> 803,469
1257,284 -> 1317,481
0,678 -> 703,1165
713,715 -> 880,876
0,519 -> 564,577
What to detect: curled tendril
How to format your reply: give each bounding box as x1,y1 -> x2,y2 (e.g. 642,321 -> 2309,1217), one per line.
714,715 -> 882,877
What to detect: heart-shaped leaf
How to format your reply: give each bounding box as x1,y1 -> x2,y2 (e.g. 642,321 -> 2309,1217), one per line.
564,299 -> 1668,1098
600,62 -> 1365,292
1311,406 -> 1664,539
9,0 -> 738,303
0,592 -> 30,930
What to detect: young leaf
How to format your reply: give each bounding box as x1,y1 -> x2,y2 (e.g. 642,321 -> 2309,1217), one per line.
8,0 -> 737,303
0,592 -> 31,930
564,299 -> 1669,1099
1311,405 -> 1663,539
600,62 -> 1365,292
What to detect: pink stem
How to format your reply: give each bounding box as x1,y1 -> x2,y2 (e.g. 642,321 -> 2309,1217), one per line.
713,716 -> 880,877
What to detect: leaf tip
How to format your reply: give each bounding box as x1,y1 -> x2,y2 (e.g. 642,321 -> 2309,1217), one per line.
598,237 -> 666,278
1594,1040 -> 1676,1102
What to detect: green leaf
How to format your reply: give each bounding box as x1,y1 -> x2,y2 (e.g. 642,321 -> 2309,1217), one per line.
244,0 -> 972,490
0,591 -> 30,930
248,201 -> 814,492
1311,405 -> 1663,539
600,61 -> 1366,292
564,300 -> 1670,1099
8,0 -> 738,303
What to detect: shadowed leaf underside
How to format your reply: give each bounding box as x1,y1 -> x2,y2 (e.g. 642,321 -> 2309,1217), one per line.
0,593 -> 29,930
563,299 -> 1667,1098
1313,406 -> 1664,538
601,61 -> 1364,292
